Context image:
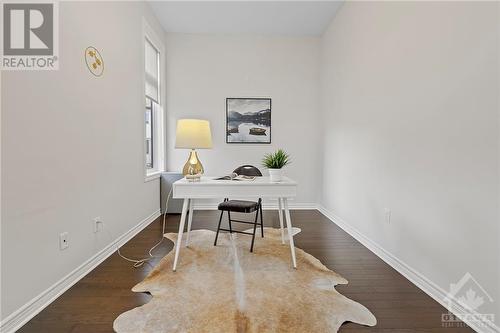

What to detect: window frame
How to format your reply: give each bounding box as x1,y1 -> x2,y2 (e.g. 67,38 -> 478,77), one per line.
143,20 -> 165,181
145,97 -> 154,169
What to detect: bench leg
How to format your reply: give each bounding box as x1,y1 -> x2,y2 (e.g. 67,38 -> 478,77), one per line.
214,210 -> 224,246
283,198 -> 297,268
185,199 -> 194,247
278,198 -> 285,244
250,206 -> 259,252
259,199 -> 264,237
173,198 -> 189,271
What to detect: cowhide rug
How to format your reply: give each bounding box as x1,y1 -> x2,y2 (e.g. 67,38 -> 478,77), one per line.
114,228 -> 376,333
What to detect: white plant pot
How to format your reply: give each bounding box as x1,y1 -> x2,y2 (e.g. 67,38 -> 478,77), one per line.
268,168 -> 283,182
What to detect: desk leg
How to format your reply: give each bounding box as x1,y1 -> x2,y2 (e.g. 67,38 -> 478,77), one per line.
185,199 -> 194,247
277,198 -> 285,244
173,198 -> 189,271
283,198 -> 297,269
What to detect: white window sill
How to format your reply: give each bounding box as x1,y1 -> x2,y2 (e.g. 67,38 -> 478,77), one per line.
145,170 -> 162,182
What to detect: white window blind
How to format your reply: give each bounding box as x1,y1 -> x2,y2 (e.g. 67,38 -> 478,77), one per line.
145,38 -> 159,103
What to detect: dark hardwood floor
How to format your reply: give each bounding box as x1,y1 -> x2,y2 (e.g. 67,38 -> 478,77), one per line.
18,210 -> 473,332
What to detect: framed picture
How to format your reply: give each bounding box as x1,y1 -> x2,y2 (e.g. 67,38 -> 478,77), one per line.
226,98 -> 271,144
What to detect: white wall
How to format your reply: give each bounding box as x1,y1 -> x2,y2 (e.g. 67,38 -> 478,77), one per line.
1,1 -> 165,320
320,1 -> 499,323
165,33 -> 321,207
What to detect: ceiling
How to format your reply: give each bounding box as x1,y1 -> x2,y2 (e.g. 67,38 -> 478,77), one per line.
147,1 -> 343,36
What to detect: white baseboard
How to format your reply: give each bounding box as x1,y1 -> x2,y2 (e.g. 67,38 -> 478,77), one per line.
0,209 -> 161,333
193,202 -> 318,210
317,205 -> 499,333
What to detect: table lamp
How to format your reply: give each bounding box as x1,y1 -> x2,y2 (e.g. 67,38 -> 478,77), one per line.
175,119 -> 213,179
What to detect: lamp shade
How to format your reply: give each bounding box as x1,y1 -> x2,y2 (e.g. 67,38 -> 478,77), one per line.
175,119 -> 213,149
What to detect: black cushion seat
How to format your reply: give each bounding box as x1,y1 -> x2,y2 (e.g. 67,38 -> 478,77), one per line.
218,200 -> 259,213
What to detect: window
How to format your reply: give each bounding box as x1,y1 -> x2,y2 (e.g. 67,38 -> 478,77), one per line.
145,98 -> 154,169
145,38 -> 159,104
144,24 -> 164,180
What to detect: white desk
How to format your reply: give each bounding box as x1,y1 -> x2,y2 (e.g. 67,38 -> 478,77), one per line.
172,176 -> 298,271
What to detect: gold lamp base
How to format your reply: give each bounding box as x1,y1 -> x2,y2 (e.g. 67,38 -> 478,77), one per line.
182,149 -> 204,177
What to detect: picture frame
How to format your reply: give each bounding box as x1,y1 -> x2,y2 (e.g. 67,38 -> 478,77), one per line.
226,97 -> 272,144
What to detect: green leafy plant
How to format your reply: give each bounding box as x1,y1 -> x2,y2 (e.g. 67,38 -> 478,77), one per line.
262,149 -> 291,169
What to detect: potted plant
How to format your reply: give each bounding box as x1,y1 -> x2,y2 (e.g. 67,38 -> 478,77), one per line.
262,149 -> 291,182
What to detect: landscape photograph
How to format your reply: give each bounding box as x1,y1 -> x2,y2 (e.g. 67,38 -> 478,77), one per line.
226,98 -> 271,143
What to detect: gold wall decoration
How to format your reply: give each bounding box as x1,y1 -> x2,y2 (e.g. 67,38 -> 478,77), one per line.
84,46 -> 104,77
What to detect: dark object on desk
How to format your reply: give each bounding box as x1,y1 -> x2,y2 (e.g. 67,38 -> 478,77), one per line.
214,165 -> 264,252
233,165 -> 262,177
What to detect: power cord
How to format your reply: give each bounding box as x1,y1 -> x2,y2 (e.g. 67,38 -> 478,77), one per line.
101,187 -> 173,268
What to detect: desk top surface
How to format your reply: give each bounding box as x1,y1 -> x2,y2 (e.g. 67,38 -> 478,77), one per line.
174,176 -> 297,186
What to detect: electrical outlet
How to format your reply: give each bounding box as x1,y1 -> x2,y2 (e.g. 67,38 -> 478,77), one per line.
59,232 -> 69,250
384,208 -> 392,224
93,217 -> 102,233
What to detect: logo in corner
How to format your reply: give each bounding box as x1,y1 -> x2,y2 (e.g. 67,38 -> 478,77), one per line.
1,2 -> 59,70
442,272 -> 495,329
